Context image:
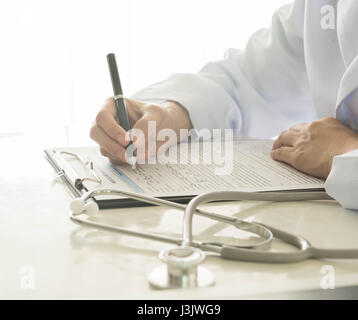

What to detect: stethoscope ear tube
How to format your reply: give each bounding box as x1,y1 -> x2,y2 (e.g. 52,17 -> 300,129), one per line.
72,188 -> 277,251
221,244 -> 358,262
220,222 -> 358,262
309,248 -> 358,259
182,191 -> 334,263
220,221 -> 313,263
70,188 -> 358,264
182,190 -> 331,247
220,245 -> 312,263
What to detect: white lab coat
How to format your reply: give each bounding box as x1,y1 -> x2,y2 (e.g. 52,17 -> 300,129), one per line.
132,0 -> 358,210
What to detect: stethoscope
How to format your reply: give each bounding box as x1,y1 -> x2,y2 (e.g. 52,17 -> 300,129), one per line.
69,188 -> 358,290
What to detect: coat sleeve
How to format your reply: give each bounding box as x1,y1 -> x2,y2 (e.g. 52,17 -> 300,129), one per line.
325,149 -> 358,210
131,0 -> 312,138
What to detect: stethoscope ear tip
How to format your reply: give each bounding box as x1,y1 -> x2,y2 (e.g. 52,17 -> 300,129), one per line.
70,198 -> 86,214
85,200 -> 99,216
70,197 -> 99,216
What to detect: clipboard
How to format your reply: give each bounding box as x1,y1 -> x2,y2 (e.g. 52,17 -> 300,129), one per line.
44,148 -> 195,209
44,139 -> 325,210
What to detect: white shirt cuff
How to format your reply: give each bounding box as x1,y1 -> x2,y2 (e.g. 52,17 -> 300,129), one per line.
325,149 -> 358,210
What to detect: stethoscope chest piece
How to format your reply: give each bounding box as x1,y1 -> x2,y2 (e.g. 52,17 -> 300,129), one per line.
147,246 -> 215,290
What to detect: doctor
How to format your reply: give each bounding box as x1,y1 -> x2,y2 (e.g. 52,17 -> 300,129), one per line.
90,0 -> 358,209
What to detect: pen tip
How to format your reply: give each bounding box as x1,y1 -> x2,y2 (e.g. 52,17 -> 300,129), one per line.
129,156 -> 137,170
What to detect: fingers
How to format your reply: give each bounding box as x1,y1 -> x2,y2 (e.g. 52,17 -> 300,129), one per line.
271,146 -> 295,165
272,130 -> 305,149
136,139 -> 169,163
272,128 -> 300,165
96,107 -> 129,147
97,98 -> 149,147
130,105 -> 169,162
93,99 -> 175,164
99,148 -> 121,165
131,118 -> 154,163
92,98 -> 165,164
289,122 -> 308,131
132,117 -> 153,146
90,125 -> 127,162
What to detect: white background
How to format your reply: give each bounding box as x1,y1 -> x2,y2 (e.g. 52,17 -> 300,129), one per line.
0,0 -> 289,146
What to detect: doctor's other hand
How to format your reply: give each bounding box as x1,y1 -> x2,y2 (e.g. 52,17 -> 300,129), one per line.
271,117 -> 358,179
90,98 -> 193,164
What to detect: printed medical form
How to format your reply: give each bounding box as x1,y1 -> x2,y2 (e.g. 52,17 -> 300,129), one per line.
49,139 -> 324,199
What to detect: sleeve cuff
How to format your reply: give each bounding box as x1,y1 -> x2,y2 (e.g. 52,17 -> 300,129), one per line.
131,73 -> 241,131
325,149 -> 358,210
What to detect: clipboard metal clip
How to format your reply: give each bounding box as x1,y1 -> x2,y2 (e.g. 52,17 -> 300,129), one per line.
53,169 -> 65,180
59,151 -> 102,190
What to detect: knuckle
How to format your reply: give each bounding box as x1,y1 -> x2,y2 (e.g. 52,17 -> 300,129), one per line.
109,158 -> 122,165
308,121 -> 319,130
104,143 -> 117,156
89,125 -> 97,140
95,110 -> 107,125
295,141 -> 305,149
292,149 -> 304,164
279,130 -> 288,138
99,147 -> 107,156
301,131 -> 310,141
291,158 -> 298,168
104,97 -> 114,106
272,149 -> 281,159
272,138 -> 281,149
271,149 -> 278,159
116,152 -> 126,163
273,139 -> 280,148
105,144 -> 125,162
146,104 -> 162,113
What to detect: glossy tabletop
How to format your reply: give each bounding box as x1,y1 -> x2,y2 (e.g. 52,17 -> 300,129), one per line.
1,133 -> 358,299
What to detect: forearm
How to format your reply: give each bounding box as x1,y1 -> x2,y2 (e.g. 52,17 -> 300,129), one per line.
131,72 -> 241,131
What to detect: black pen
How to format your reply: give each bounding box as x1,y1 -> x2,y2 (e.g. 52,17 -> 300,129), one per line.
107,53 -> 137,169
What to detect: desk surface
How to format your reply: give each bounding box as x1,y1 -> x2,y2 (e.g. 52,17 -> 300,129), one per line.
1,133 -> 358,299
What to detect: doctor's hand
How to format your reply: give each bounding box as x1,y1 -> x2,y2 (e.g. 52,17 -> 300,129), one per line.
90,98 -> 192,164
271,117 -> 358,179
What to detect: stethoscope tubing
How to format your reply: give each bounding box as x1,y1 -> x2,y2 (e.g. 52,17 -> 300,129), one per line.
183,191 -> 358,262
72,188 -> 277,250
182,190 -> 330,246
69,188 -> 358,263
